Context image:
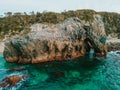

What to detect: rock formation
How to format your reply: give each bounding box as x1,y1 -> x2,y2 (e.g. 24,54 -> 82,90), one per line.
0,75 -> 28,88
8,67 -> 26,71
107,40 -> 120,51
3,15 -> 107,63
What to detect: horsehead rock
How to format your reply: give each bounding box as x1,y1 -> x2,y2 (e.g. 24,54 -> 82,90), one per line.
3,14 -> 107,63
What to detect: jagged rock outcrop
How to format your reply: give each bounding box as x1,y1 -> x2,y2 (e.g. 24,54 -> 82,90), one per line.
107,39 -> 120,51
0,75 -> 28,88
3,15 -> 107,63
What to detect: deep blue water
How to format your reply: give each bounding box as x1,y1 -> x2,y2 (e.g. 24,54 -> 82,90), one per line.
0,51 -> 120,90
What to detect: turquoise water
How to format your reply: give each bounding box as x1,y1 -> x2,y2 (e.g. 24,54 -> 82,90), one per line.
0,51 -> 120,90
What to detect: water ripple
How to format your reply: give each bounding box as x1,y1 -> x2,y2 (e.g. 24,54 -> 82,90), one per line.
0,51 -> 120,90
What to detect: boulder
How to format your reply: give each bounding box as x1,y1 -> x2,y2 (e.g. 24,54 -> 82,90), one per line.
3,15 -> 107,63
0,75 -> 28,87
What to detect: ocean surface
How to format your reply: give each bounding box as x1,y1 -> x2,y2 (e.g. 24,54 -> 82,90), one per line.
0,51 -> 120,90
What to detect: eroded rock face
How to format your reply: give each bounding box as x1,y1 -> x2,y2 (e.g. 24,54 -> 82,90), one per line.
3,15 -> 107,63
107,42 -> 120,51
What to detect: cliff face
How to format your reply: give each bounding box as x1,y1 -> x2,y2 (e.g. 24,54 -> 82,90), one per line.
3,15 -> 107,63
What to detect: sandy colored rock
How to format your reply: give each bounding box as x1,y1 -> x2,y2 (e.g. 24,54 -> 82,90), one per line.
3,15 -> 108,63
107,40 -> 120,51
0,42 -> 4,53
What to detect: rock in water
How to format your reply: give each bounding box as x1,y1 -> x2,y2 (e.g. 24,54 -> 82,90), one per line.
107,40 -> 120,51
0,75 -> 28,88
8,67 -> 26,71
3,15 -> 107,64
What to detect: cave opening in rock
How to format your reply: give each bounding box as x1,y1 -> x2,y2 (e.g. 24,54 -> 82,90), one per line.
84,38 -> 95,56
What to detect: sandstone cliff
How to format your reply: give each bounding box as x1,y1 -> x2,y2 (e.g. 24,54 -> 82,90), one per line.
3,15 -> 107,63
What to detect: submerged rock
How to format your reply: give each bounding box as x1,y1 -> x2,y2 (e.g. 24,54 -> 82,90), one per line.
0,75 -> 28,88
3,15 -> 107,63
53,72 -> 65,78
8,67 -> 26,71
